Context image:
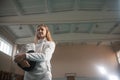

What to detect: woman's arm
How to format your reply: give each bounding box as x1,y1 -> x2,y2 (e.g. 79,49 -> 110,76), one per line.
14,53 -> 30,67
26,42 -> 55,62
14,53 -> 26,63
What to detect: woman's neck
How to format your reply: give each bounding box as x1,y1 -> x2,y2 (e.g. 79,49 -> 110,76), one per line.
38,38 -> 46,42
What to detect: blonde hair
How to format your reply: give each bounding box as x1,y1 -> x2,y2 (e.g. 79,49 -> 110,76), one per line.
34,24 -> 53,44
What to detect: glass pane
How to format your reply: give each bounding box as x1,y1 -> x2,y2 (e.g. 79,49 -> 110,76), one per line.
0,37 -> 12,56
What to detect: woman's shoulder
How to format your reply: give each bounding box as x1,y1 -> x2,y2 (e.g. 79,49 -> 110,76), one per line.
45,41 -> 56,47
46,41 -> 55,45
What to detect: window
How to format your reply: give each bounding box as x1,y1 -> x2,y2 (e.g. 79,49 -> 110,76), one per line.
0,37 -> 13,56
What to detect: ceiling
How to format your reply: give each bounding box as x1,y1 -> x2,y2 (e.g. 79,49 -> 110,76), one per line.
0,0 -> 120,45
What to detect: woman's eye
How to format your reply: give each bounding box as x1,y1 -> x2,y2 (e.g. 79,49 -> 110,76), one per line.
40,28 -> 43,31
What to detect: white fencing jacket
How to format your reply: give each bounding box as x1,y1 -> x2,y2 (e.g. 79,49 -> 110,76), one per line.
24,39 -> 55,80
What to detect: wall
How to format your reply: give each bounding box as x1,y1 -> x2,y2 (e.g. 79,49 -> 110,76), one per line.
0,51 -> 12,72
51,44 -> 118,79
0,51 -> 24,75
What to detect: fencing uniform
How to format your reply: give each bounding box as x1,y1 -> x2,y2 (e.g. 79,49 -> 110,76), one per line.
24,39 -> 55,80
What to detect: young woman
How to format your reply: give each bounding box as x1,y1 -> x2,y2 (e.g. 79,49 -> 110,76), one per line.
14,24 -> 56,80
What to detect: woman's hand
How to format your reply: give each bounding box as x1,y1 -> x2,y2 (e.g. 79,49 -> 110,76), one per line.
14,53 -> 26,63
19,60 -> 30,68
14,53 -> 30,68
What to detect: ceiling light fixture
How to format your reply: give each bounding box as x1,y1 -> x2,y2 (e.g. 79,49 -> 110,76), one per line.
19,25 -> 23,30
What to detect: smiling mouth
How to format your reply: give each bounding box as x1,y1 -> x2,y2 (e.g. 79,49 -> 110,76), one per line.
38,33 -> 43,36
38,34 -> 41,36
37,32 -> 42,35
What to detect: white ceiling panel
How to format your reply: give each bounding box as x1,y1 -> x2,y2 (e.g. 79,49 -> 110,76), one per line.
78,0 -> 105,10
93,22 -> 116,34
49,0 -> 74,12
72,23 -> 93,33
106,0 -> 120,11
7,25 -> 34,38
17,0 -> 46,14
53,24 -> 70,34
0,0 -> 17,16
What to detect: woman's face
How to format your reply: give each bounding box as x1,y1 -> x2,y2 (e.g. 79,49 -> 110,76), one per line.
37,26 -> 47,39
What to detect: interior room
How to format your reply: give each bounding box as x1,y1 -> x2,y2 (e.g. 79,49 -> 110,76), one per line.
0,0 -> 120,80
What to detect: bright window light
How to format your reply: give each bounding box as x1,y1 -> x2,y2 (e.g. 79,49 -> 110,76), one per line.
108,75 -> 119,80
96,65 -> 119,80
97,66 -> 107,75
0,37 -> 12,56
